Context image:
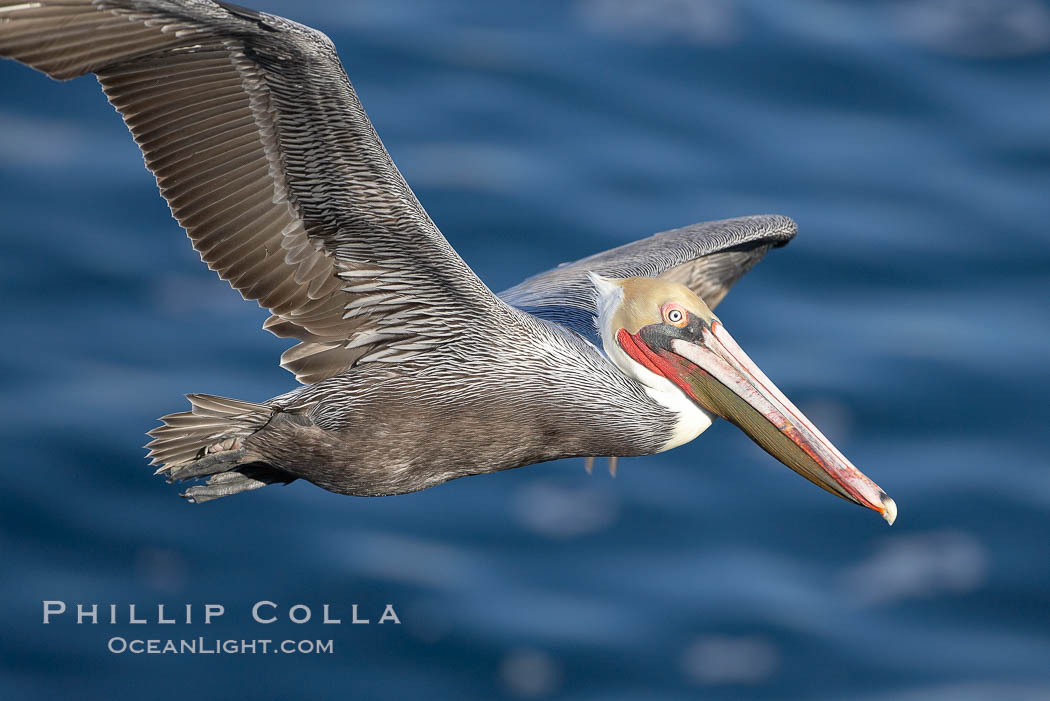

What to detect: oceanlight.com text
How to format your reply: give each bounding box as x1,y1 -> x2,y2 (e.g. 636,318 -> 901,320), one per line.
107,637 -> 334,655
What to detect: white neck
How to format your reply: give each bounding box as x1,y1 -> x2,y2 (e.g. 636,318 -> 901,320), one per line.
589,273 -> 714,451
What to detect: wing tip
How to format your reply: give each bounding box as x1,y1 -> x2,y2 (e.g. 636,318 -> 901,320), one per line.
756,213 -> 798,245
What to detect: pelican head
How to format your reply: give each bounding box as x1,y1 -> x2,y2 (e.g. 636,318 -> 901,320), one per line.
590,273 -> 896,524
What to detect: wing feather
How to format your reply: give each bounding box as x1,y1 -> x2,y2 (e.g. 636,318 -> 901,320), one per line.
0,0 -> 501,383
500,215 -> 797,344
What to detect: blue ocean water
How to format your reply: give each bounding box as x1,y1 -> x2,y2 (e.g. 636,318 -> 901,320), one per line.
1,0 -> 1049,699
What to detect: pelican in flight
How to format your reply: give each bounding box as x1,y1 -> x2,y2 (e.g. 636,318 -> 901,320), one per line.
0,0 -> 895,523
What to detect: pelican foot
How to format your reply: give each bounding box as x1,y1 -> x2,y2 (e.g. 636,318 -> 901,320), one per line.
583,456 -> 619,476
167,447 -> 247,482
181,468 -> 270,504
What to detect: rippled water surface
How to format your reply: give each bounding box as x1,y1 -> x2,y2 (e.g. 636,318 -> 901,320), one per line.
1,1 -> 1049,699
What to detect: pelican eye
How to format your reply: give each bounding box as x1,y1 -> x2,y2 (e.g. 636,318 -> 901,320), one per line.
662,304 -> 687,327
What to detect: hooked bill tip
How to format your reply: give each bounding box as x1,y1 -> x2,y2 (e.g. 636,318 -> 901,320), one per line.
880,494 -> 898,526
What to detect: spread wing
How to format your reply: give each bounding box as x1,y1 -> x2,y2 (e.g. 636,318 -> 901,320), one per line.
0,0 -> 503,383
500,215 -> 797,344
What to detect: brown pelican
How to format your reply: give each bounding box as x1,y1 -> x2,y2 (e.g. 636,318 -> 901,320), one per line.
0,0 -> 896,523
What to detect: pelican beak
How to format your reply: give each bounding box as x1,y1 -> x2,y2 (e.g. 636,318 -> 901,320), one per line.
617,319 -> 896,524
